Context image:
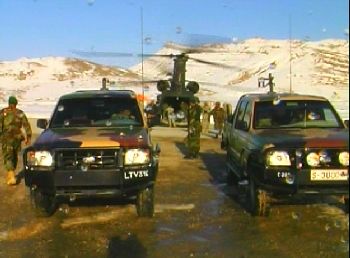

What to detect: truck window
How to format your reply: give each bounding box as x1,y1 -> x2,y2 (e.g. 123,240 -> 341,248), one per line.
253,100 -> 343,129
235,100 -> 248,130
242,101 -> 252,129
50,97 -> 143,128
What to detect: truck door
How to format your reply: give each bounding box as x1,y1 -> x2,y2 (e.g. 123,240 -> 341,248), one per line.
229,99 -> 252,172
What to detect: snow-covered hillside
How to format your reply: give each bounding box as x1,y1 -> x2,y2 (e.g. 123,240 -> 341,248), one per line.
0,38 -> 348,119
0,57 -> 142,116
132,38 -> 349,118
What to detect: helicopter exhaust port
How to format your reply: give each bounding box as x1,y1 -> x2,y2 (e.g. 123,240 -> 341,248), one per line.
186,81 -> 199,93
157,80 -> 170,92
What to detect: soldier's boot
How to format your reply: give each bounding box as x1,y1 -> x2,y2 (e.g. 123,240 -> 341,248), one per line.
6,171 -> 17,185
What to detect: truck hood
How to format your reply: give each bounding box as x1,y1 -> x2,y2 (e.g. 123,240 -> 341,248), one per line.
33,127 -> 150,149
255,128 -> 349,149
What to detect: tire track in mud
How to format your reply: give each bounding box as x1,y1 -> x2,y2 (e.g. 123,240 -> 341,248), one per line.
0,202 -> 196,240
0,220 -> 52,241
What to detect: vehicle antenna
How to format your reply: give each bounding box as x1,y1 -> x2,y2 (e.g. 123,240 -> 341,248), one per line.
141,7 -> 145,107
289,15 -> 293,93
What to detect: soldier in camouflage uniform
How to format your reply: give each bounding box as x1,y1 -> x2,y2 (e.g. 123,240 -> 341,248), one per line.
185,98 -> 202,159
0,96 -> 32,185
201,101 -> 211,133
210,101 -> 225,138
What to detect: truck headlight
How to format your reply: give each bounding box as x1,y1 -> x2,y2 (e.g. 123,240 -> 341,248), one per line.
124,149 -> 150,165
266,151 -> 291,166
339,151 -> 349,166
306,152 -> 320,167
27,151 -> 54,167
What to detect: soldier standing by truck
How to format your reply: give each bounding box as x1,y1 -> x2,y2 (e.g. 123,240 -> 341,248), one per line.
0,96 -> 32,185
211,101 -> 225,138
201,101 -> 211,133
144,100 -> 159,125
185,98 -> 202,159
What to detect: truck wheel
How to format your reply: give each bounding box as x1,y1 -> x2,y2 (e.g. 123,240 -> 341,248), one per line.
30,188 -> 57,217
136,186 -> 154,217
248,177 -> 270,217
345,197 -> 349,213
220,136 -> 226,150
226,168 -> 238,186
226,153 -> 237,186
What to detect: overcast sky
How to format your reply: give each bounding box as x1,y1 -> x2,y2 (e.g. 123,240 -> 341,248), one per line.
0,0 -> 348,67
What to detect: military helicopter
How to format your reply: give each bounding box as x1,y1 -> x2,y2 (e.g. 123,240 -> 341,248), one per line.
150,53 -> 199,126
140,43 -> 236,126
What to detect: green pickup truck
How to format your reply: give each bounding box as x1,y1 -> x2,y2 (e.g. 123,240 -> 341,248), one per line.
224,92 -> 349,216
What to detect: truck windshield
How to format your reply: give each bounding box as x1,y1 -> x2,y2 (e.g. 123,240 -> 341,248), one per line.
50,97 -> 143,128
254,100 -> 343,129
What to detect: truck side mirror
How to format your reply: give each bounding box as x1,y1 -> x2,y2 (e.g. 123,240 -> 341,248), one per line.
37,119 -> 48,129
344,119 -> 349,128
153,143 -> 161,155
236,120 -> 248,131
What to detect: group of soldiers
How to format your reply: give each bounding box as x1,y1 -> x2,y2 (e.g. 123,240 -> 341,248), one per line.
185,99 -> 226,159
145,98 -> 226,159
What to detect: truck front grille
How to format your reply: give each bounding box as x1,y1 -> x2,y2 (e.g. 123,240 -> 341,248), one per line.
56,149 -> 122,171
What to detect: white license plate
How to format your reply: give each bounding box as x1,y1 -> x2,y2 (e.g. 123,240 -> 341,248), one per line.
310,169 -> 348,181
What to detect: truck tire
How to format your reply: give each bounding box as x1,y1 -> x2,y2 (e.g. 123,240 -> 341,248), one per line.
226,168 -> 238,186
226,153 -> 238,186
248,176 -> 270,217
30,188 -> 57,217
220,135 -> 227,150
136,186 -> 154,217
345,197 -> 349,213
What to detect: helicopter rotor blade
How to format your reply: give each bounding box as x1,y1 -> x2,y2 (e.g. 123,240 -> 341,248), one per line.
71,50 -> 134,58
185,79 -> 230,87
139,52 -> 234,68
116,80 -> 160,85
139,53 -> 173,58
71,49 -> 184,59
188,56 -> 237,69
164,41 -> 229,54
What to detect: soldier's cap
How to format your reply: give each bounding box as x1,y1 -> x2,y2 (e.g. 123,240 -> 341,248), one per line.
8,96 -> 18,105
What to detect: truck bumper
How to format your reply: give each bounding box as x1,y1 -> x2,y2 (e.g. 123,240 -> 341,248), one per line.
24,165 -> 157,198
258,167 -> 349,197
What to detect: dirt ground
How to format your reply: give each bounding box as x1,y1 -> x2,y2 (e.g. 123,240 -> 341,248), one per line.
0,127 -> 348,258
